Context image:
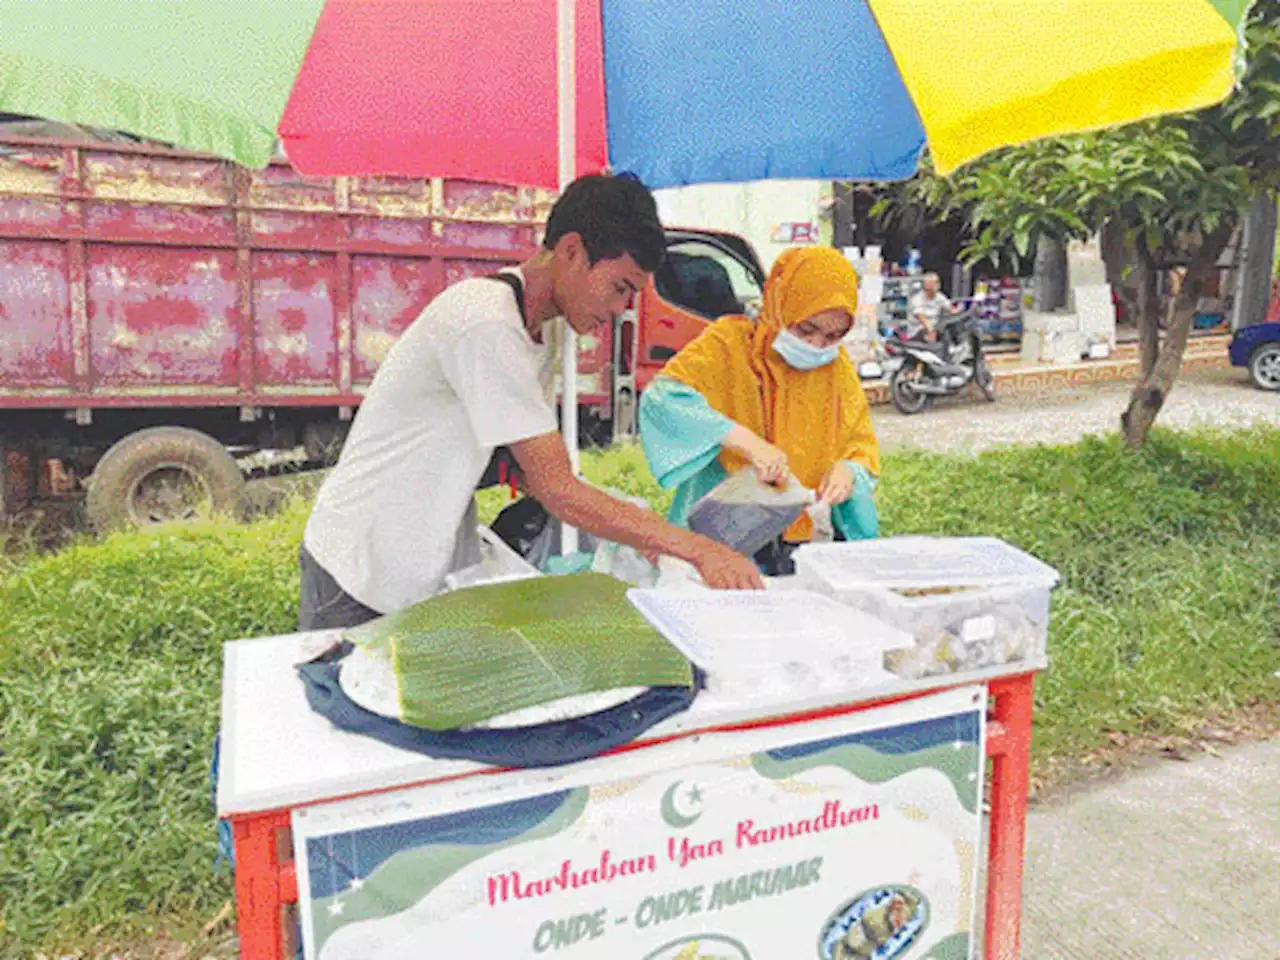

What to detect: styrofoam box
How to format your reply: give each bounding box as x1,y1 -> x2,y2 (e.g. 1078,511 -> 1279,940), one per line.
794,537 -> 1061,680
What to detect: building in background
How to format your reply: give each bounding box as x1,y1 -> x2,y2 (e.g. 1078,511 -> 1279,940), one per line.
653,180 -> 833,274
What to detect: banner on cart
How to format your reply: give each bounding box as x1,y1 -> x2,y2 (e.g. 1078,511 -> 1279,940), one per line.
293,686 -> 985,960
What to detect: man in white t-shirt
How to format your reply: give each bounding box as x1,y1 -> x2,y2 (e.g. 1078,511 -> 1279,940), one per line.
299,175 -> 763,629
907,272 -> 958,340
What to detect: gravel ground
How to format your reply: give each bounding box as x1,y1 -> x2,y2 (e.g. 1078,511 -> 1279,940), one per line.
870,365 -> 1280,454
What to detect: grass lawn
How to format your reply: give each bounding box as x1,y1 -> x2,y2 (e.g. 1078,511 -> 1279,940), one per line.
1,426 -> 1278,954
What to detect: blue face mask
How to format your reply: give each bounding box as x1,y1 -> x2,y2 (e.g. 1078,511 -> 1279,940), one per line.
772,328 -> 839,370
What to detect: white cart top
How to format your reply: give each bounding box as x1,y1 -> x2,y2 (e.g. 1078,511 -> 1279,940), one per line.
217,628 -> 1040,817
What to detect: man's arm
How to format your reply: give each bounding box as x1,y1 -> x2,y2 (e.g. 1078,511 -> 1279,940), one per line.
511,431 -> 763,590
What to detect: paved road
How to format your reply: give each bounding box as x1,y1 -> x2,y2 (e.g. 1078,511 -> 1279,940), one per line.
871,366 -> 1279,454
1013,739 -> 1280,960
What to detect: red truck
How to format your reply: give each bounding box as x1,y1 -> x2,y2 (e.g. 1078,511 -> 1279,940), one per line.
0,132 -> 764,530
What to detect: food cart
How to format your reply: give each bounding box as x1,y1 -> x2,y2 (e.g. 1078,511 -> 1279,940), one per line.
217,537 -> 1056,960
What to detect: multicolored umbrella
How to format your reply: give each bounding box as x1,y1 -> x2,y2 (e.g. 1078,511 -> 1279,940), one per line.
0,0 -> 1252,189
0,0 -> 1253,552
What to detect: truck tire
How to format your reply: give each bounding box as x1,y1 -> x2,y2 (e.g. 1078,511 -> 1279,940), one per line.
303,420 -> 350,466
87,426 -> 246,532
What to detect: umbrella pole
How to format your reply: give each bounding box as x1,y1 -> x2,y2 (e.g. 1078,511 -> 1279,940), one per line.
558,0 -> 580,555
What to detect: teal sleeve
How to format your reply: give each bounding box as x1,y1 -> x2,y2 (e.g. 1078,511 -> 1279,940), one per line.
639,377 -> 733,489
639,377 -> 734,527
833,461 -> 880,540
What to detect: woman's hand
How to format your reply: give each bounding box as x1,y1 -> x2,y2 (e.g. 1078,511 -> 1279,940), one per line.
723,425 -> 790,487
818,462 -> 856,505
748,438 -> 790,488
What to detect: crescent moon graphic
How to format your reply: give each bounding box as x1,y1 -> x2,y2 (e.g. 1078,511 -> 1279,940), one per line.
660,781 -> 702,829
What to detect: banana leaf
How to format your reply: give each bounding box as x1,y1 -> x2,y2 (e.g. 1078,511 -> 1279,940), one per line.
342,573 -> 693,730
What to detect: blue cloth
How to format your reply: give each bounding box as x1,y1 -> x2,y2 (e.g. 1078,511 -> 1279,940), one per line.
639,377 -> 878,540
296,643 -> 701,769
601,0 -> 925,188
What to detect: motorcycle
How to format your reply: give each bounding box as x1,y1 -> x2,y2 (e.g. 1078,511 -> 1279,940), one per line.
884,307 -> 997,415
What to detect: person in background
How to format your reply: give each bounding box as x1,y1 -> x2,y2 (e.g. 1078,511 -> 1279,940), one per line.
299,175 -> 763,630
908,271 -> 959,341
638,246 -> 881,577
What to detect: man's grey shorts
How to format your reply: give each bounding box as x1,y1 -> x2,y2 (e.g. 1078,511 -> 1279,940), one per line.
298,543 -> 381,631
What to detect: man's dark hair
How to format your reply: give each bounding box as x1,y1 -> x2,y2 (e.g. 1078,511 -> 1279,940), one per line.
543,174 -> 665,273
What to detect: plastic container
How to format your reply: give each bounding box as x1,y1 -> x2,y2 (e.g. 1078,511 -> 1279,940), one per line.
794,537 -> 1061,680
627,588 -> 912,700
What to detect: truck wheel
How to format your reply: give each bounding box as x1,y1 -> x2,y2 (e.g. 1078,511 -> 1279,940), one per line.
302,421 -> 350,466
87,427 -> 246,532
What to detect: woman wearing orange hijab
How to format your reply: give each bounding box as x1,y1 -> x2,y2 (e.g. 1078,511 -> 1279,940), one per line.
639,246 -> 880,574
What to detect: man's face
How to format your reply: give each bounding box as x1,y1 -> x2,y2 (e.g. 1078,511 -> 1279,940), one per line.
555,235 -> 649,336
923,276 -> 940,297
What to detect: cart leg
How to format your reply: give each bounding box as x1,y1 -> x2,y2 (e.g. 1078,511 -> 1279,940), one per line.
984,673 -> 1034,960
232,813 -> 292,960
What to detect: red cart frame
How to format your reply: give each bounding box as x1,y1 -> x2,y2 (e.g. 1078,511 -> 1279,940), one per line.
227,671 -> 1036,960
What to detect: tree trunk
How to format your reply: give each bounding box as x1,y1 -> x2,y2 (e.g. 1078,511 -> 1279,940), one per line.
1232,189 -> 1277,331
1133,240 -> 1160,381
1033,235 -> 1069,311
1101,220 -> 1140,323
1121,222 -> 1236,447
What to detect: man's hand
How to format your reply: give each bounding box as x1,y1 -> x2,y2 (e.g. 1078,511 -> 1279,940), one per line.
817,462 -> 855,505
512,430 -> 764,589
689,540 -> 764,590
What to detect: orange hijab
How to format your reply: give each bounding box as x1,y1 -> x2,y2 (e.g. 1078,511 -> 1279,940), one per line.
661,247 -> 880,541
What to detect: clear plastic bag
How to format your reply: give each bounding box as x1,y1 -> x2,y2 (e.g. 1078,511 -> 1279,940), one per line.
591,540 -> 659,586
654,556 -> 706,589
589,489 -> 660,586
687,467 -> 814,556
807,500 -> 836,543
443,527 -> 541,593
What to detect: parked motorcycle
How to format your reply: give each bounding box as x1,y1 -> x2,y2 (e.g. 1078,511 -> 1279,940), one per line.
885,308 -> 997,415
